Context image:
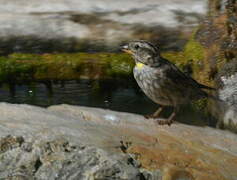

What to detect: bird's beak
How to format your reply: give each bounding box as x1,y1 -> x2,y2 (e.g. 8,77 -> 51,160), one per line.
120,44 -> 133,54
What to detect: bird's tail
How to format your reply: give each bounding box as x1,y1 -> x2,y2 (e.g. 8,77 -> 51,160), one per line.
199,84 -> 216,90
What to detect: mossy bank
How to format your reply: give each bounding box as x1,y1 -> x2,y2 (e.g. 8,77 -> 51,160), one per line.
0,48 -> 214,84
0,53 -> 135,83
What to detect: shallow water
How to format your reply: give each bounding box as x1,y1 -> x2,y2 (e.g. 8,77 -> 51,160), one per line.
0,80 -> 217,127
0,80 -> 155,112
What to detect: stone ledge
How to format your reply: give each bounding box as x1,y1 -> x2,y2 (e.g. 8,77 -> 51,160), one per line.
0,103 -> 236,179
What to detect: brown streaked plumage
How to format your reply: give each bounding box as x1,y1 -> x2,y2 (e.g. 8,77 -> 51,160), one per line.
121,40 -> 215,125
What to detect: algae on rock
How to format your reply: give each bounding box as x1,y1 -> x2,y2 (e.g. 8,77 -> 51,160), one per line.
0,53 -> 134,83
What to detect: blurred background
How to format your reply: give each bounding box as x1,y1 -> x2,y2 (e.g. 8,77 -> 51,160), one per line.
0,0 -> 236,130
0,0 -> 208,53
0,0 -> 209,53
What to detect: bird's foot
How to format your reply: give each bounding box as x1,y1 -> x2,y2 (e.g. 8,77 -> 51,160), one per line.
154,118 -> 174,126
155,111 -> 176,126
145,108 -> 176,126
144,114 -> 154,119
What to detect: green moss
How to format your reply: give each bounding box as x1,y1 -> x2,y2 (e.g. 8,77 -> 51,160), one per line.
0,56 -> 34,81
107,53 -> 134,78
184,39 -> 206,80
8,53 -> 43,61
162,52 -> 186,69
0,53 -> 134,82
1,39 -> 205,82
162,37 -> 204,69
182,28 -> 205,65
191,98 -> 208,112
184,39 -> 205,63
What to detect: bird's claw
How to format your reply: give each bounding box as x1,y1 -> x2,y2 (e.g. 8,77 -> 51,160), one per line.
144,114 -> 153,119
157,119 -> 173,126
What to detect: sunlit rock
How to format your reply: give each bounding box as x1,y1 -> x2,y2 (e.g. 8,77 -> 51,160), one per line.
0,103 -> 236,179
218,73 -> 237,131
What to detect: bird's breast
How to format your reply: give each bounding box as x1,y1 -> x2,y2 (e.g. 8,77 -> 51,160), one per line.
133,65 -> 173,105
133,64 -> 163,82
133,65 -> 163,93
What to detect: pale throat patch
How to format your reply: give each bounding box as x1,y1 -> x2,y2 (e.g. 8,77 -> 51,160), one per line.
135,62 -> 145,69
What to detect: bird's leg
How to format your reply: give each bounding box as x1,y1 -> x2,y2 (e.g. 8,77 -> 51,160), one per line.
144,106 -> 163,119
156,106 -> 178,126
153,107 -> 163,117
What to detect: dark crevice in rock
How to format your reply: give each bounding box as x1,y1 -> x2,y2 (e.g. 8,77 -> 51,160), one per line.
34,158 -> 43,174
127,157 -> 137,167
117,140 -> 150,179
119,140 -> 132,153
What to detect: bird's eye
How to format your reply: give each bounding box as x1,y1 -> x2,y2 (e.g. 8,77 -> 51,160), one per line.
134,44 -> 140,49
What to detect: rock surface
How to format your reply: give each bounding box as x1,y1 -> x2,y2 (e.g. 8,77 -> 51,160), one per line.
0,0 -> 206,27
218,73 -> 237,131
187,0 -> 237,131
164,0 -> 237,131
0,102 -> 236,180
0,0 -> 207,54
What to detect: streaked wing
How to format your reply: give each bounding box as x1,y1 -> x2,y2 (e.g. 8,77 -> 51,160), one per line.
157,59 -> 209,102
163,59 -> 213,90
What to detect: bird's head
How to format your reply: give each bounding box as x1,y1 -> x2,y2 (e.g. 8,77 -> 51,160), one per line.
121,40 -> 160,67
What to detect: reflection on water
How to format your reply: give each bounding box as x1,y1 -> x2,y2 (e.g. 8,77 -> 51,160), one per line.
0,80 -> 157,113
0,80 -> 216,127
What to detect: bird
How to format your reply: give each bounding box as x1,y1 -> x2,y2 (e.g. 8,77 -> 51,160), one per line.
121,40 -> 216,125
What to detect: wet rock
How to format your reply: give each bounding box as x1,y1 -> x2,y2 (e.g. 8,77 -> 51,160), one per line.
0,0 -> 207,54
217,71 -> 237,131
0,103 -> 236,180
172,0 -> 237,131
